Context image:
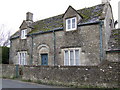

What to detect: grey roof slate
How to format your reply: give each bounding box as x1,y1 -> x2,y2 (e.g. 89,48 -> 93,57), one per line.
11,4 -> 105,39
29,4 -> 105,34
108,29 -> 120,50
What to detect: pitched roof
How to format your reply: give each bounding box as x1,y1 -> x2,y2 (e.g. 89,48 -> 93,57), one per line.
108,29 -> 120,51
29,4 -> 105,34
11,4 -> 105,39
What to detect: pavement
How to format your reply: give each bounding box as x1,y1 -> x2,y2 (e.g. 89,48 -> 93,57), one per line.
1,79 -> 63,88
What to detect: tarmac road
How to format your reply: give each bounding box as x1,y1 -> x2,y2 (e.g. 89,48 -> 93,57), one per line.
2,79 -> 62,88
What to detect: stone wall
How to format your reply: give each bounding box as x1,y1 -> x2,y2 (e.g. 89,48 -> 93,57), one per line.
1,60 -> 119,88
2,64 -> 16,78
10,23 -> 105,66
22,60 -> 119,88
27,24 -> 102,66
106,51 -> 120,62
9,38 -> 20,64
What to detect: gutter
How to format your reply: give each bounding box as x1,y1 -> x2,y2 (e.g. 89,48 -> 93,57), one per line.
27,27 -> 63,36
78,21 -> 103,26
10,36 -> 19,40
106,49 -> 120,53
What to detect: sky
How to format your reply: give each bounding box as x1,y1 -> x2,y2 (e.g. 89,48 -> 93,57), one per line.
0,0 -> 119,35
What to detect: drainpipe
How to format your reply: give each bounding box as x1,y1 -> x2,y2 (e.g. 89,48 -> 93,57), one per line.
99,21 -> 104,61
30,35 -> 33,65
53,30 -> 56,66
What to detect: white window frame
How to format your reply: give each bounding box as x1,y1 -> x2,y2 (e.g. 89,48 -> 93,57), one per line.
64,48 -> 81,66
66,17 -> 77,31
21,29 -> 27,39
18,51 -> 27,65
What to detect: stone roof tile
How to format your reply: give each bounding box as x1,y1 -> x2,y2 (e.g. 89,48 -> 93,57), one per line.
11,4 -> 105,38
29,4 -> 105,34
108,29 -> 120,50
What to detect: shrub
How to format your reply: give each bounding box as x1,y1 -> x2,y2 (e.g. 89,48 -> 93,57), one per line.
0,46 -> 9,64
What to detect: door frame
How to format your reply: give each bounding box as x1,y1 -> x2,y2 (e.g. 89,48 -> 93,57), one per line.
41,53 -> 48,65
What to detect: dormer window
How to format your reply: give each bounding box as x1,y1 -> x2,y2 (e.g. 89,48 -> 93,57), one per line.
21,29 -> 27,39
66,17 -> 77,31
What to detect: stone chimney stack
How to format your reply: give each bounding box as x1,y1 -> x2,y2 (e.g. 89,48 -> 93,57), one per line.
102,0 -> 110,4
26,12 -> 33,21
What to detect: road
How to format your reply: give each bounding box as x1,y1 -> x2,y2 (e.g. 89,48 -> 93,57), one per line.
2,79 -> 62,88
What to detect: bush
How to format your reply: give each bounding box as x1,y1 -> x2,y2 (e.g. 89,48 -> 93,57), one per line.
0,46 -> 9,64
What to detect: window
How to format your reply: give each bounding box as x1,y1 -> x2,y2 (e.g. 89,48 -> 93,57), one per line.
66,17 -> 77,31
18,51 -> 27,65
64,48 -> 80,66
21,29 -> 27,39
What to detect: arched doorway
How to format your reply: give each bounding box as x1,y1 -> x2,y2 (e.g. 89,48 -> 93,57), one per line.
37,44 -> 49,65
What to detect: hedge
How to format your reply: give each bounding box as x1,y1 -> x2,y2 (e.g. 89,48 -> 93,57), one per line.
0,46 -> 9,64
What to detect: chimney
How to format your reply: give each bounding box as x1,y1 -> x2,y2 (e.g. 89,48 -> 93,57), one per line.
118,1 -> 120,28
102,0 -> 110,4
26,12 -> 33,21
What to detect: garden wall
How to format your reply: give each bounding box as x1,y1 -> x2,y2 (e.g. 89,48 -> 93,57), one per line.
22,60 -> 119,88
1,64 -> 16,78
1,61 -> 119,88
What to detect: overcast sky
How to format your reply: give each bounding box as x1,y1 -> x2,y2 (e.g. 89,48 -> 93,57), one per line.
0,0 -> 119,34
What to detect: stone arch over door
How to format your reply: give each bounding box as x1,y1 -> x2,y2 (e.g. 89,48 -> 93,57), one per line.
37,44 -> 49,65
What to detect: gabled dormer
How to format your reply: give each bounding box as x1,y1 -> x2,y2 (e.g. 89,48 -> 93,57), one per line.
19,12 -> 33,39
63,6 -> 83,31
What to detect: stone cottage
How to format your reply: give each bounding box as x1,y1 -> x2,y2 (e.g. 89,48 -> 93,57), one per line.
9,1 -> 118,66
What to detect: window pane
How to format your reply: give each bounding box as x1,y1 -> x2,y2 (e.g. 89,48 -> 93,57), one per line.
22,53 -> 24,65
19,53 -> 21,65
24,30 -> 26,38
75,50 -> 80,65
70,50 -> 74,65
23,53 -> 25,65
24,30 -> 27,38
23,52 -> 26,65
72,18 -> 75,28
21,30 -> 27,39
24,53 -> 27,65
68,19 -> 71,29
64,51 -> 69,65
18,52 -> 20,64
21,31 -> 23,38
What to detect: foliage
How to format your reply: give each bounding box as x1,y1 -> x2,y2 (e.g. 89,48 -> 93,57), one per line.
0,24 -> 11,46
0,46 -> 9,64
